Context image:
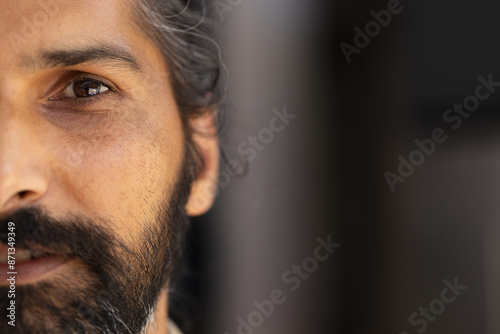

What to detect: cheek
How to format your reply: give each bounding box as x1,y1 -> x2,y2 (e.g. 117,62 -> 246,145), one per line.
49,107 -> 184,238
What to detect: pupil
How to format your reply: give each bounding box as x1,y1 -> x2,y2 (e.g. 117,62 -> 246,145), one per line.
74,80 -> 100,97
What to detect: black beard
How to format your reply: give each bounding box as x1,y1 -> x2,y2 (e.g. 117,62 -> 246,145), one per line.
0,157 -> 193,333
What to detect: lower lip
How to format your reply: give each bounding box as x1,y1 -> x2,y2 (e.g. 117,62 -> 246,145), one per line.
0,255 -> 69,285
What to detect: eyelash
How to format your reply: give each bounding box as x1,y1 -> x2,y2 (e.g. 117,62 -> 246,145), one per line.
48,74 -> 115,106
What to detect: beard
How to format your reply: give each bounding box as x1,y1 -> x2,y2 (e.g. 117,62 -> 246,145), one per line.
0,150 -> 195,334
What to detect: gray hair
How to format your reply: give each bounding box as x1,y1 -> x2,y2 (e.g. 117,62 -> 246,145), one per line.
131,0 -> 224,178
132,0 -> 222,114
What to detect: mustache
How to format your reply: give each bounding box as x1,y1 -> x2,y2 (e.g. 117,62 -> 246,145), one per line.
0,207 -> 142,333
0,207 -> 125,267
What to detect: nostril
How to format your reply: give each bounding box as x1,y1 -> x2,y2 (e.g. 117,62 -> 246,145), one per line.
18,190 -> 30,198
1,190 -> 42,213
1,190 -> 35,213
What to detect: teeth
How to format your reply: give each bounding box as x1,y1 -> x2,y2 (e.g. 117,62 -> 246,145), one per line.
0,249 -> 50,263
0,250 -> 32,263
16,250 -> 32,262
31,250 -> 47,259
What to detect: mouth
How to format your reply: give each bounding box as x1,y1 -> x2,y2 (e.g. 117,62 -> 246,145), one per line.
0,249 -> 51,263
0,243 -> 70,285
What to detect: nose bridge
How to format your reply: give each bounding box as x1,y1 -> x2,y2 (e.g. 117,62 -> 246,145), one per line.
0,110 -> 31,176
0,105 -> 48,214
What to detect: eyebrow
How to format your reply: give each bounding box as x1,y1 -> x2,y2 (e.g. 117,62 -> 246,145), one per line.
26,45 -> 141,72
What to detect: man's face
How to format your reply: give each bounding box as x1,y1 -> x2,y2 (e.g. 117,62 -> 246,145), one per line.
0,0 -> 216,332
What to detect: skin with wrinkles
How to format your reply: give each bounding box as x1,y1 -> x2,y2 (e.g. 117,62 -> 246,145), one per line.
0,1 -> 219,333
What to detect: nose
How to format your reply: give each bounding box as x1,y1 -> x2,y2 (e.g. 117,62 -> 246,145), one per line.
0,110 -> 48,216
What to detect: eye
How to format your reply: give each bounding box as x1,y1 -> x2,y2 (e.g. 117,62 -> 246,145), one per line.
50,77 -> 111,100
65,78 -> 109,98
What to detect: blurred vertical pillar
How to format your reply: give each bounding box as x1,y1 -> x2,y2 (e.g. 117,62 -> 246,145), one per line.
210,0 -> 338,333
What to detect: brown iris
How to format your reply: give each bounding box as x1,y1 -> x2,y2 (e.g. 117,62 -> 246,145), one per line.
72,79 -> 104,98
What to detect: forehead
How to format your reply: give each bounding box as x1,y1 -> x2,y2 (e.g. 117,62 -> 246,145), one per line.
0,0 -> 162,72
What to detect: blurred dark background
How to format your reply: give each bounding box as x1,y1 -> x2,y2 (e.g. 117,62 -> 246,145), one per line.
333,0 -> 500,333
173,0 -> 500,333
